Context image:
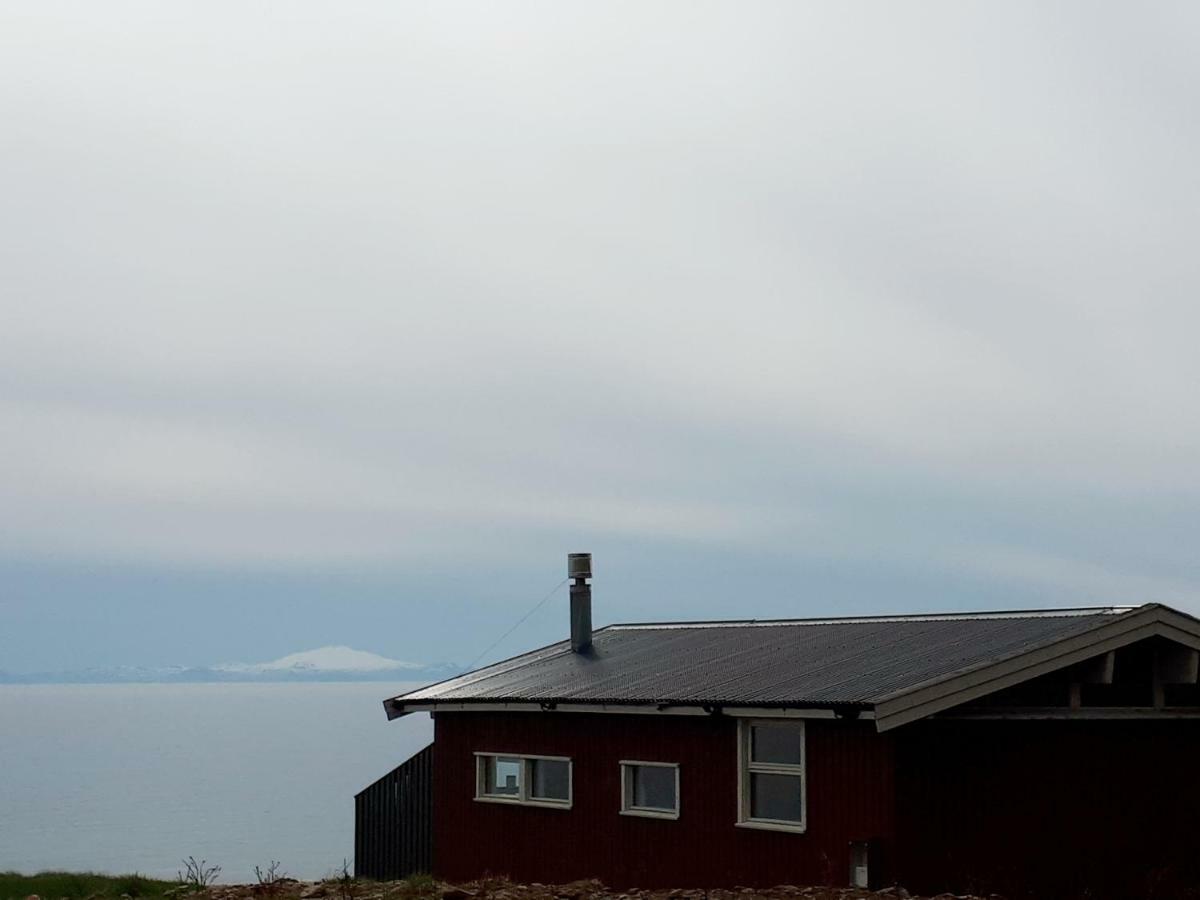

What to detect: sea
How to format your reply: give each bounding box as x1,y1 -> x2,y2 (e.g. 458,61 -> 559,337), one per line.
0,683 -> 434,883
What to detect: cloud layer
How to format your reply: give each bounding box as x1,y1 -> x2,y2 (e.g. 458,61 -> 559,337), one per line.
3,2 -> 1199,669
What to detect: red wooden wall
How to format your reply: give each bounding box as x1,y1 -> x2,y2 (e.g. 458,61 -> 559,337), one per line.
431,711 -> 895,889
893,720 -> 1200,900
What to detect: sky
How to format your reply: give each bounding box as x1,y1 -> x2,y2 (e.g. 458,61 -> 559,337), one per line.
3,1 -> 1200,674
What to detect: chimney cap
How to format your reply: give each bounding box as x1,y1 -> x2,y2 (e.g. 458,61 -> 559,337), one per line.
568,552 -> 592,580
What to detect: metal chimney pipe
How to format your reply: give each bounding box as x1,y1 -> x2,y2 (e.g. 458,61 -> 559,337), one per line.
568,553 -> 592,653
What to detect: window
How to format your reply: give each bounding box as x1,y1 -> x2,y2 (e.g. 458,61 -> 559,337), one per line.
737,720 -> 805,832
620,761 -> 679,819
529,757 -> 571,802
475,753 -> 571,808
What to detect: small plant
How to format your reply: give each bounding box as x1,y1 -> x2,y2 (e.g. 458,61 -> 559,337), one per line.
115,873 -> 154,897
253,862 -> 287,896
336,860 -> 357,900
395,873 -> 436,900
469,875 -> 514,900
176,858 -> 221,892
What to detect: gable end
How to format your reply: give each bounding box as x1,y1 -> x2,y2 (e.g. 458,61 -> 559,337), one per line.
874,605 -> 1200,731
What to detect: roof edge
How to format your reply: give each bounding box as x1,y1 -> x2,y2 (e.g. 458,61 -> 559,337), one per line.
608,606 -> 1133,630
874,603 -> 1200,732
384,698 -> 875,721
384,632 -> 611,713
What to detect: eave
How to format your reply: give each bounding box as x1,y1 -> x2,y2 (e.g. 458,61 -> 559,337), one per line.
384,698 -> 874,721
873,603 -> 1200,731
381,603 -> 1200,732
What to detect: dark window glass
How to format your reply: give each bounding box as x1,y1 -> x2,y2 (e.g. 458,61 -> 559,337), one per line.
751,724 -> 803,765
529,758 -> 570,801
750,772 -> 803,823
631,765 -> 676,811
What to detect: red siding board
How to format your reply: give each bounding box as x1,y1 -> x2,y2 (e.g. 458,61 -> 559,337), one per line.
894,720 -> 1200,900
428,712 -> 1200,897
432,712 -> 895,889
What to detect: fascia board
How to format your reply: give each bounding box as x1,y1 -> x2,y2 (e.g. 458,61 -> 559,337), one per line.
875,607 -> 1200,732
387,701 -> 873,719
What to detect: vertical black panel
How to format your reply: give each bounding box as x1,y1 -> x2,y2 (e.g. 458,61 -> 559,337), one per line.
355,743 -> 434,879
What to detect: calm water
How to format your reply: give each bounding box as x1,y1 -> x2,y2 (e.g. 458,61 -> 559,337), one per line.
0,683 -> 433,882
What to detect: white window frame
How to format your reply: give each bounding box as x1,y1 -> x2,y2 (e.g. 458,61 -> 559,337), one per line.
736,718 -> 806,833
473,752 -> 573,810
619,760 -> 680,820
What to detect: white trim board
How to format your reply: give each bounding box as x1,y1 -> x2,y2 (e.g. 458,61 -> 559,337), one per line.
394,701 -> 872,720
736,718 -> 807,834
474,751 -> 573,809
874,605 -> 1200,731
938,708 -> 1200,722
619,760 -> 680,820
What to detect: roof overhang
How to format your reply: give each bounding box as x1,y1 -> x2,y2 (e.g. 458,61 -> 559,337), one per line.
873,604 -> 1200,732
384,698 -> 874,721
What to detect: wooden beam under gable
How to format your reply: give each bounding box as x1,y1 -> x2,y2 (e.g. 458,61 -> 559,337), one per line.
1074,650 -> 1116,684
1155,643 -> 1200,684
875,606 -> 1200,731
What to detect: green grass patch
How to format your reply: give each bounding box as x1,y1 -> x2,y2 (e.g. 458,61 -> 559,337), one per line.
0,871 -> 176,900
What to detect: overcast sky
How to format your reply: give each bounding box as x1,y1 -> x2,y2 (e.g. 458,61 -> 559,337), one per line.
3,1 -> 1200,673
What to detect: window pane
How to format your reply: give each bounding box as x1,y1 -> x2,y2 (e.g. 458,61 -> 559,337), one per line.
485,757 -> 522,796
631,765 -> 676,811
751,724 -> 803,765
530,758 -> 570,801
750,772 -> 803,823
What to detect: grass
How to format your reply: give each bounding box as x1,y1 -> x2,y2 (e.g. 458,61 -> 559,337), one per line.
0,871 -> 177,900
391,874 -> 437,900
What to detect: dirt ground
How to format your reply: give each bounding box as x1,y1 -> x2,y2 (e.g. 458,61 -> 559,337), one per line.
199,876 -> 998,900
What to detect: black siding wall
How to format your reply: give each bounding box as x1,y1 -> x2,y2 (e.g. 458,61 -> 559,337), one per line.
355,744 -> 433,880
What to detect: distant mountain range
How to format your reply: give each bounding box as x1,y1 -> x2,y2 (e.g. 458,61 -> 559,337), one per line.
0,646 -> 460,684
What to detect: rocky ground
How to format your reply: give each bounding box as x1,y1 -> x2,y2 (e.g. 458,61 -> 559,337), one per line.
192,877 -> 997,900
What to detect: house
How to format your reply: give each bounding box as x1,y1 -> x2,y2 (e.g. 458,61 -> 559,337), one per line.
357,554 -> 1200,900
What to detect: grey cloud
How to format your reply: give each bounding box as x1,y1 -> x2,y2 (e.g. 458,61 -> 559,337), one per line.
2,0 -> 1200,614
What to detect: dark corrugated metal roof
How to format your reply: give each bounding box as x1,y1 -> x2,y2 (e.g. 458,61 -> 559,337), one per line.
391,608 -> 1134,710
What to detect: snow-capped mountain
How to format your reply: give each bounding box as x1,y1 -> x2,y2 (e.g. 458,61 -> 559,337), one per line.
0,647 -> 459,684
215,646 -> 426,674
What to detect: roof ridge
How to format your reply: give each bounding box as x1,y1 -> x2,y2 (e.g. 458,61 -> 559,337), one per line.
607,606 -> 1138,630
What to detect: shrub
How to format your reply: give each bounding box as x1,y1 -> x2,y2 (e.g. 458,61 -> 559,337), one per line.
253,862 -> 286,896
394,874 -> 436,900
115,873 -> 155,898
176,858 -> 220,892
